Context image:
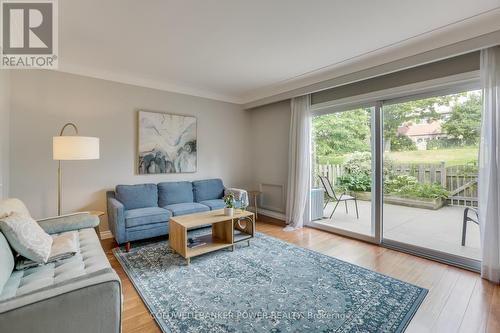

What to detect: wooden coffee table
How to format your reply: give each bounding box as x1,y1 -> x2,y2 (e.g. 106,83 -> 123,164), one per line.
169,209 -> 255,265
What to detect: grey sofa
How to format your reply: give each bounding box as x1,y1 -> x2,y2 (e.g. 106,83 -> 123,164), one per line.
0,199 -> 121,333
107,178 -> 247,251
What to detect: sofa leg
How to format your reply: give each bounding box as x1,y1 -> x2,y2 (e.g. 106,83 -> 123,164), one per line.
125,242 -> 131,252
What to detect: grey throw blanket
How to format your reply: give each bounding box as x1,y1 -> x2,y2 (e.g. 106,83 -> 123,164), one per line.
15,231 -> 79,270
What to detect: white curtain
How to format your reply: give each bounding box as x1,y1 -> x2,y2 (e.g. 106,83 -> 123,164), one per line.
284,95 -> 311,230
479,46 -> 500,283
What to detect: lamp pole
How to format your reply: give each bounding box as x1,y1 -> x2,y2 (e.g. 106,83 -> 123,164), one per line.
57,123 -> 79,215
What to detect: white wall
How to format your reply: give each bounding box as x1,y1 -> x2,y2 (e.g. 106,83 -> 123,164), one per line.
10,70 -> 251,230
248,100 -> 290,216
0,70 -> 10,199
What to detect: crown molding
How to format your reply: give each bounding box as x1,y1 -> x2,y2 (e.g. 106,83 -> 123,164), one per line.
55,64 -> 244,104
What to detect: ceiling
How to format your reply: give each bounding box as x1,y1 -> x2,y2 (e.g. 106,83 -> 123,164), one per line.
58,0 -> 500,104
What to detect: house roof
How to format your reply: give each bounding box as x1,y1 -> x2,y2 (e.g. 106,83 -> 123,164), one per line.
397,121 -> 443,137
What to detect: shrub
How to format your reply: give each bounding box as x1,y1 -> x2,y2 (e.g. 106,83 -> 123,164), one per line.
395,183 -> 449,199
335,152 -> 395,192
343,152 -> 371,175
384,175 -> 417,194
383,156 -> 396,178
406,183 -> 449,199
426,138 -> 462,150
391,135 -> 417,151
336,152 -> 372,192
384,175 -> 448,199
330,152 -> 450,199
341,152 -> 396,178
316,155 -> 346,165
336,173 -> 449,199
336,173 -> 371,192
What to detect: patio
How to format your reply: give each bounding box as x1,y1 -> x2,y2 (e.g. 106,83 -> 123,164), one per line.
318,199 -> 481,260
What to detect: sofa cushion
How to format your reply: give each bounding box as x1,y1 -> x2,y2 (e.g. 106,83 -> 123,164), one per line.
0,228 -> 110,300
116,184 -> 158,210
158,181 -> 194,206
0,213 -> 53,263
163,203 -> 210,216
0,232 -> 14,295
124,207 -> 171,228
192,179 -> 224,202
199,199 -> 225,210
126,222 -> 170,242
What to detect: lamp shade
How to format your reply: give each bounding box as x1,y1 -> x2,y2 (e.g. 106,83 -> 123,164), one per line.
53,136 -> 100,160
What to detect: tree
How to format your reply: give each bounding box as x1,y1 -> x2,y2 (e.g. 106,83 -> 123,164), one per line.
442,93 -> 482,145
313,109 -> 370,163
391,135 -> 416,151
312,91 -> 482,163
383,94 -> 457,151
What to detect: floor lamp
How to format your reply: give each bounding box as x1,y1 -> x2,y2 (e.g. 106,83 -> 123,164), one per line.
53,123 -> 100,215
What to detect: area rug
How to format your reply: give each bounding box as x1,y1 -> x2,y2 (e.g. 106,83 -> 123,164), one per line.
113,231 -> 427,333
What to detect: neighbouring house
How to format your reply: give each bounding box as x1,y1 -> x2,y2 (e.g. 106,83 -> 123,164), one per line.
397,120 -> 446,150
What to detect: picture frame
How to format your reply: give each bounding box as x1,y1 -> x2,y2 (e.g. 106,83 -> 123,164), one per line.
137,110 -> 197,174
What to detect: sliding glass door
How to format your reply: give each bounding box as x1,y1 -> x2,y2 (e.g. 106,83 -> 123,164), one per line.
307,83 -> 482,270
382,89 -> 482,266
309,106 -> 377,239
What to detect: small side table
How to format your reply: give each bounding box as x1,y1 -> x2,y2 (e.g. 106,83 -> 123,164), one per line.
247,190 -> 262,220
88,210 -> 104,240
234,214 -> 255,247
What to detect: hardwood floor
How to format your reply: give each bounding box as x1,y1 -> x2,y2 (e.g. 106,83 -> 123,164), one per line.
101,219 -> 500,333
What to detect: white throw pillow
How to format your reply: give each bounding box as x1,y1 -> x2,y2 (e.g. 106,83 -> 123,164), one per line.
0,198 -> 31,219
0,212 -> 53,263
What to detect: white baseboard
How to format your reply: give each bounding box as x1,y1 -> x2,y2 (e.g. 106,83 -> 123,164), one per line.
248,207 -> 286,221
100,230 -> 113,239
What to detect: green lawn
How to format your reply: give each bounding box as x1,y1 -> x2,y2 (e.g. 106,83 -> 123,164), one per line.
385,147 -> 478,166
317,147 -> 478,167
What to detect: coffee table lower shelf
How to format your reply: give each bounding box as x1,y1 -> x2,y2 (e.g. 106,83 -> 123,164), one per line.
169,209 -> 255,265
185,234 -> 233,258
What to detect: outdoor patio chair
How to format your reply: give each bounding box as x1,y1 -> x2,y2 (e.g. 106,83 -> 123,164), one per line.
318,175 -> 359,219
461,207 -> 479,246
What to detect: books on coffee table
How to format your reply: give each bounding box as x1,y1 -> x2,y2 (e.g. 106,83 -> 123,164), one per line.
187,237 -> 206,248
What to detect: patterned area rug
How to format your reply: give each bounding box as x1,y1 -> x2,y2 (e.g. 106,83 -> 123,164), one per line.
114,231 -> 427,333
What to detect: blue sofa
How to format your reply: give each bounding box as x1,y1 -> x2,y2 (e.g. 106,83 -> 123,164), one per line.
106,178 -> 247,251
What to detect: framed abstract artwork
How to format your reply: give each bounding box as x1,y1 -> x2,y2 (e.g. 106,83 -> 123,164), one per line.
137,110 -> 197,174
